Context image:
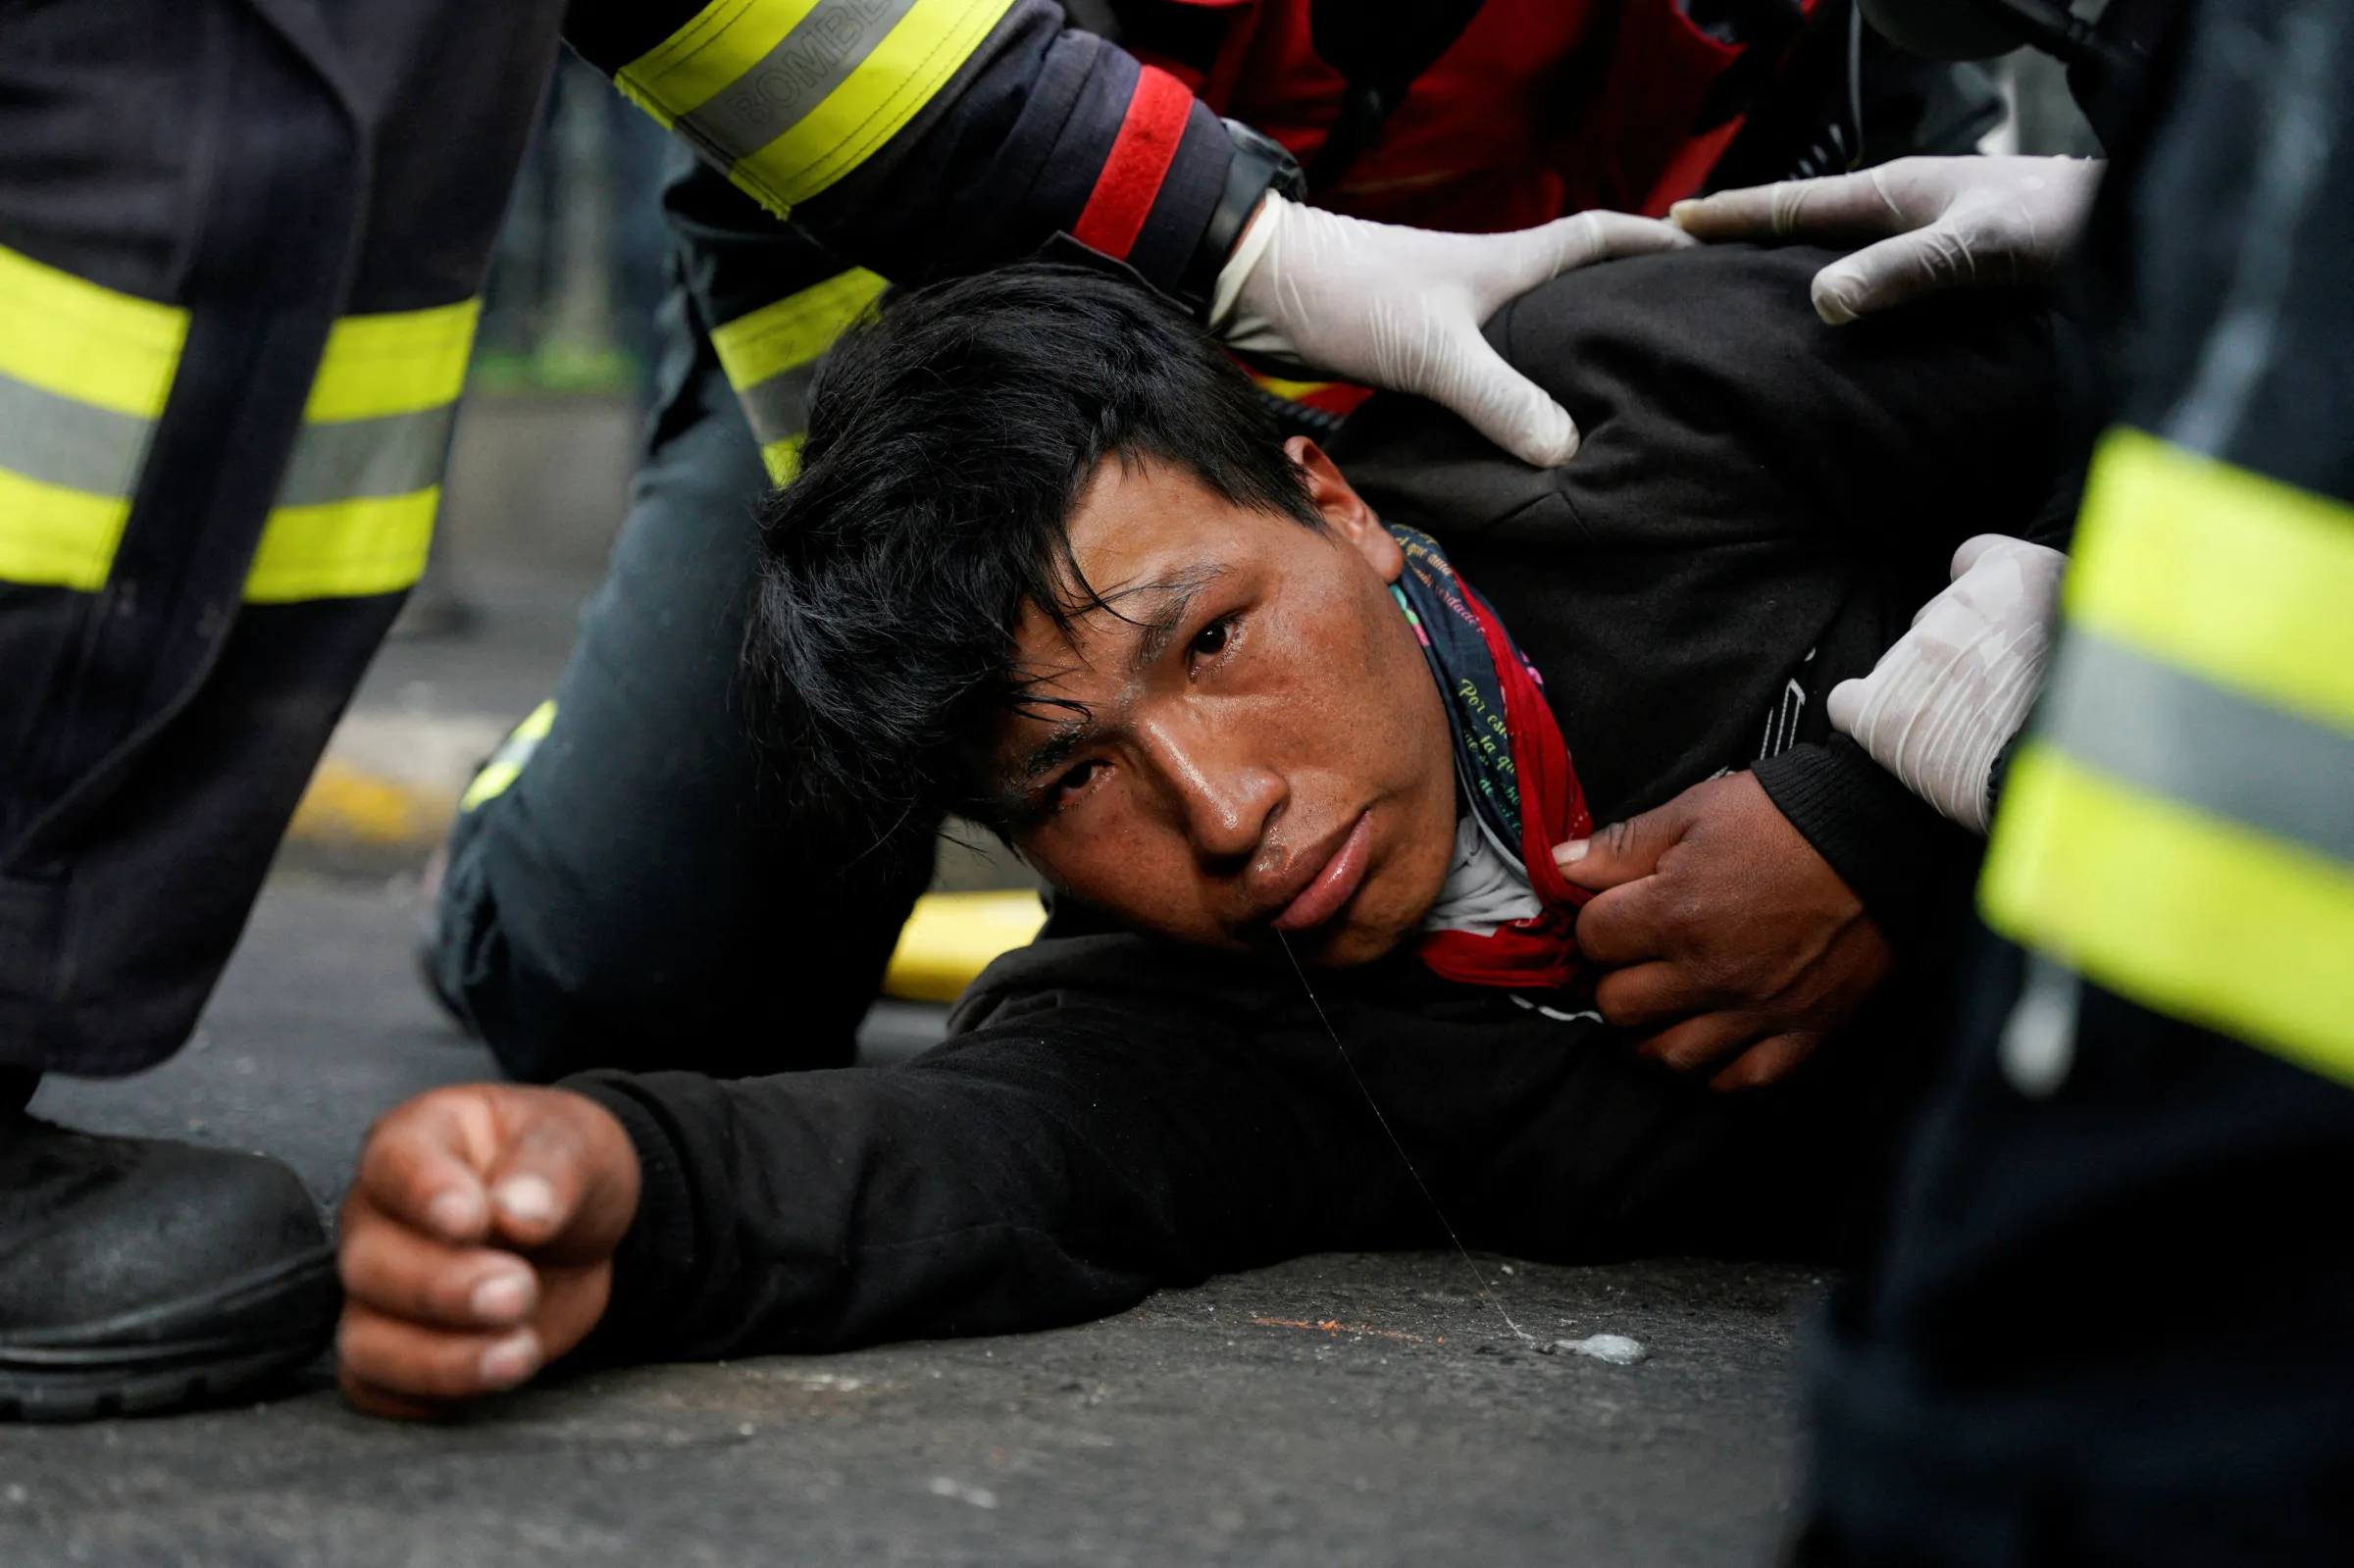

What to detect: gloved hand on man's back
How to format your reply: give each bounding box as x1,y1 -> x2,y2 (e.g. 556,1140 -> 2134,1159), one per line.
1670,155 -> 2103,325
1215,196 -> 1696,466
1829,534 -> 2071,834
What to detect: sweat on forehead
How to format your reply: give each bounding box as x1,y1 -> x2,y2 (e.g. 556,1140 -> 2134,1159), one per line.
744,262 -> 1322,842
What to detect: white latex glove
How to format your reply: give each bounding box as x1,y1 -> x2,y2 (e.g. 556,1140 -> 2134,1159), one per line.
1668,155 -> 2103,325
1210,195 -> 1694,466
1827,534 -> 2069,834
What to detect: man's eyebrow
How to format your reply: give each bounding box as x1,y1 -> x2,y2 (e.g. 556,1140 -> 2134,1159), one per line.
1011,716 -> 1095,787
1117,561 -> 1229,677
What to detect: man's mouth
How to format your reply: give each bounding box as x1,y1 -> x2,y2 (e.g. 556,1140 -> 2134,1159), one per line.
1268,813 -> 1375,935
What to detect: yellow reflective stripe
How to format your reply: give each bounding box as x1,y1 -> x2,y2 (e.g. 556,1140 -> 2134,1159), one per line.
708,269 -> 886,389
712,271 -> 879,481
0,278 -> 470,599
762,433 -> 806,484
615,0 -> 821,124
301,299 -> 481,422
617,0 -> 1016,216
245,299 -> 480,602
0,243 -> 186,417
1987,429 -> 2354,1070
0,245 -> 184,591
2069,426 -> 2354,732
243,490 -> 441,603
0,468 -> 131,592
1984,743 -> 2354,1083
742,0 -> 1016,211
459,700 -> 559,812
1253,375 -> 1340,403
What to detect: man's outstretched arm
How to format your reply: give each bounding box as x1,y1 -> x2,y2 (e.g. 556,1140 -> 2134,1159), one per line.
338,1001 -> 1417,1413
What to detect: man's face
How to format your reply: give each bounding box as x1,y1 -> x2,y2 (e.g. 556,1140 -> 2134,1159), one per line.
986,437 -> 1458,967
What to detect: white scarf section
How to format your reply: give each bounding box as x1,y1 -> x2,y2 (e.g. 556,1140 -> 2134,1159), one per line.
1416,807 -> 1544,938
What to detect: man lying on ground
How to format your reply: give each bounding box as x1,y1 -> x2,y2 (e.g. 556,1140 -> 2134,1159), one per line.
334,247 -> 2066,1415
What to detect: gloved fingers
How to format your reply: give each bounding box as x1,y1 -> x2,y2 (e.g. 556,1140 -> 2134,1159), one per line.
1441,212 -> 1695,313
1669,167 -> 1911,243
1427,329 -> 1583,465
1520,210 -> 1695,285
1825,676 -> 1871,738
1808,226 -> 1986,325
1951,531 -> 2022,578
1952,534 -> 2070,597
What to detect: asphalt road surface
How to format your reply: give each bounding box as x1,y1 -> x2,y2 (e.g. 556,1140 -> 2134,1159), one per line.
7,878 -> 1820,1567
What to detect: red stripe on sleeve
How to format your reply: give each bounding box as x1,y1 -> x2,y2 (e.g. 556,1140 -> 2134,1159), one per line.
1070,65 -> 1195,260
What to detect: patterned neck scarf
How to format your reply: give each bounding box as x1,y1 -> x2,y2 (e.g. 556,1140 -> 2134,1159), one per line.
1388,526 -> 1594,989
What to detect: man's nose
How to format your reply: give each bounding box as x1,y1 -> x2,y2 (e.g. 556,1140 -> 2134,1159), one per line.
1133,710 -> 1285,864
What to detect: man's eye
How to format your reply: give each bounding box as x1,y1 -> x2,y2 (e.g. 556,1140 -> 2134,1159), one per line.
1051,759 -> 1100,802
1190,616 -> 1235,661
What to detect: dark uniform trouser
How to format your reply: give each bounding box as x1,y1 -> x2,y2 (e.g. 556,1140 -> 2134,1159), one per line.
1798,933 -> 2354,1566
428,301 -> 931,1083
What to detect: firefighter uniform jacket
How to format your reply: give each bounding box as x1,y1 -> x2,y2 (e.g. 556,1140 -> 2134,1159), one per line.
1977,0 -> 2354,1080
0,0 -> 1245,1073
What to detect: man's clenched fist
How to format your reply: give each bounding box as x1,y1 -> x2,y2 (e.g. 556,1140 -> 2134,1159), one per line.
337,1084 -> 641,1419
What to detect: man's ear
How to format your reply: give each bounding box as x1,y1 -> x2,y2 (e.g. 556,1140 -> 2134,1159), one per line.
1286,436 -> 1402,582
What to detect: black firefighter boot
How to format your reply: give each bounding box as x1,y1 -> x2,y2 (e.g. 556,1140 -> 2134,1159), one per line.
0,1069 -> 340,1420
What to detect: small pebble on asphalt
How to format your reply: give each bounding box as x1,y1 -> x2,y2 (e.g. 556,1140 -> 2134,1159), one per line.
1543,1334 -> 1648,1365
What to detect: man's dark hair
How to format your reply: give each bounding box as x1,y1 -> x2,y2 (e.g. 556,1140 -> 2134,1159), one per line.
746,262 -> 1320,842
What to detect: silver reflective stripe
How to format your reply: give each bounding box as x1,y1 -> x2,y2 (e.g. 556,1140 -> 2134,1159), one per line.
1998,952 -> 2079,1098
274,404 -> 460,508
734,361 -> 820,449
0,366 -> 152,496
2040,626 -> 2354,863
676,0 -> 922,165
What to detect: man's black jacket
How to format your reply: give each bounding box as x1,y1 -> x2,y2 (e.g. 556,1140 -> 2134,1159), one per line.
571,244 -> 2064,1362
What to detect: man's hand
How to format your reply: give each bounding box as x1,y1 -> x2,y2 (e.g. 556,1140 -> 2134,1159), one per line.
1555,772 -> 1892,1090
1668,155 -> 2102,325
337,1084 -> 641,1419
1212,196 -> 1694,466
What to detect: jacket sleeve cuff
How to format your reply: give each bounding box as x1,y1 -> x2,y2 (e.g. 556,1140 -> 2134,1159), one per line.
1751,737 -> 1976,956
561,1071 -> 704,1361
